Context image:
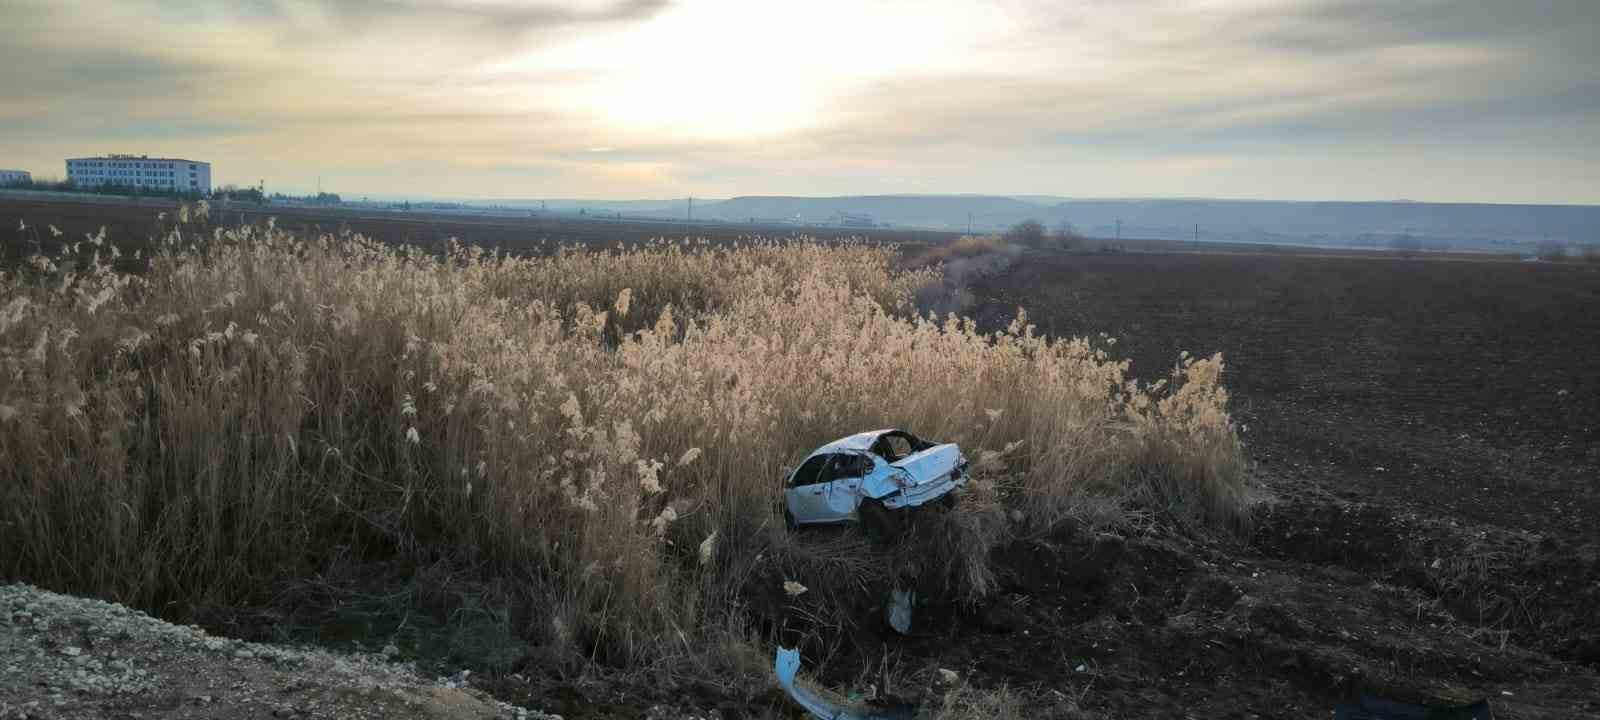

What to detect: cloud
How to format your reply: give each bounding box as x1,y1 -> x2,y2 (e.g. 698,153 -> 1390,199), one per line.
785,1 -> 1599,165
0,0 -> 1595,202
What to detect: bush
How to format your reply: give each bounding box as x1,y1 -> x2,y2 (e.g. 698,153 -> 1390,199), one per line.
1002,220 -> 1046,249
0,223 -> 1246,667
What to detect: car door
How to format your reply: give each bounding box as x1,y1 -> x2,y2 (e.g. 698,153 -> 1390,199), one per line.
819,453 -> 873,520
785,454 -> 837,524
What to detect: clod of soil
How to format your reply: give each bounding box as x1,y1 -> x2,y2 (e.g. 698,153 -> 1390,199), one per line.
0,584 -> 553,720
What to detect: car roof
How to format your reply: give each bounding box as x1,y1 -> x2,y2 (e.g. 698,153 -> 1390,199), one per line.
807,428 -> 901,457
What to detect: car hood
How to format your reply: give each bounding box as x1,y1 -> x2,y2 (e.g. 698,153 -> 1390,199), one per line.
891,444 -> 962,484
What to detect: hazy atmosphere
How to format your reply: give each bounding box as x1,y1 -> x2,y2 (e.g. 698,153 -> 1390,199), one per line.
3,0 -> 1597,202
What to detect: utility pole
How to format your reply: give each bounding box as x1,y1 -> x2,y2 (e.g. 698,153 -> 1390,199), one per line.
687,196 -> 693,222
967,211 -> 973,235
1116,218 -> 1121,242
1194,224 -> 1200,245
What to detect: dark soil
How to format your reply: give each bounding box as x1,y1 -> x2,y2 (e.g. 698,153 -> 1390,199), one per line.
736,479 -> 1600,719
890,247 -> 1600,718
969,250 -> 1600,537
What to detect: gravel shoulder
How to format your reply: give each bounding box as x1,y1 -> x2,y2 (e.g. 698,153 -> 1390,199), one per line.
1,584 -> 552,720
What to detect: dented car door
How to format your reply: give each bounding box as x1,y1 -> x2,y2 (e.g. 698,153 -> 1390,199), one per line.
820,453 -> 873,520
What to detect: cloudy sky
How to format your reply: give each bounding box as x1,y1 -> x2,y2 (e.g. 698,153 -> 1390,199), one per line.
1,0 -> 1596,202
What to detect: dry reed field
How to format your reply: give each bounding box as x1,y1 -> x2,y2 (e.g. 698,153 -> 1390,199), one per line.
0,210 -> 1244,698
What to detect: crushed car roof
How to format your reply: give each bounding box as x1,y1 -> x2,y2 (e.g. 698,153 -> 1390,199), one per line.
809,429 -> 901,456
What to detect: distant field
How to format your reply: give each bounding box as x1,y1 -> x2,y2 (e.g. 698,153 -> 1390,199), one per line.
0,195 -> 963,263
6,194 -> 1549,263
971,250 -> 1600,535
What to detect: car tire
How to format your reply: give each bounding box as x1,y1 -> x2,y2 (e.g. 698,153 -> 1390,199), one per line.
783,507 -> 798,531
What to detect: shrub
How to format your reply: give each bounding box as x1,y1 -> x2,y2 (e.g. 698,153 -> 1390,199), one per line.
0,222 -> 1245,667
1002,220 -> 1046,249
911,235 -> 1016,266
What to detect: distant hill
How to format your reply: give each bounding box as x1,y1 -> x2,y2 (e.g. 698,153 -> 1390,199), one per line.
1039,199 -> 1600,249
447,194 -> 1600,252
665,195 -> 1600,252
681,195 -> 1045,230
465,198 -> 708,213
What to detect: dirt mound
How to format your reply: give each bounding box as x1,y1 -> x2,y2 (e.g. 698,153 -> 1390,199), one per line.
0,584 -> 550,720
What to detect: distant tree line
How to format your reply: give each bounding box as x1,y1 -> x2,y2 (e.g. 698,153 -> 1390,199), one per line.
214,185 -> 267,204
0,177 -> 206,201
269,191 -> 342,206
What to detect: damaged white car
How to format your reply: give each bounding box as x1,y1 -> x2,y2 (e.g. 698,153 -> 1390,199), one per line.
783,429 -> 968,531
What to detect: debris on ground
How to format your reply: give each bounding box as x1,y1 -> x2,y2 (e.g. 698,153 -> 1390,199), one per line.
885,590 -> 915,635
775,647 -> 913,720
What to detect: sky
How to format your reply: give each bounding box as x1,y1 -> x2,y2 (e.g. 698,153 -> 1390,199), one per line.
1,0 -> 1596,203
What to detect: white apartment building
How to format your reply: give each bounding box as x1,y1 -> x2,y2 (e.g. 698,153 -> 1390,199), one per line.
0,169 -> 30,185
66,155 -> 211,194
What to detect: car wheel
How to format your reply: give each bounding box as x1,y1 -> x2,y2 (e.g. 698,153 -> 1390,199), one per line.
784,507 -> 798,531
938,492 -> 958,510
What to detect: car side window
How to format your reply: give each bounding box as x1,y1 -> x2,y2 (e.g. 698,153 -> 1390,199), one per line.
790,455 -> 831,487
820,453 -> 871,483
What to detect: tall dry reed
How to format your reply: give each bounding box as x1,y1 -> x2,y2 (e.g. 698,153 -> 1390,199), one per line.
0,222 -> 1244,664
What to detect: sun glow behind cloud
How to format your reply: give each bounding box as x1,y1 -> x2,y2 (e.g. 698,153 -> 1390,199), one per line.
485,1 -> 996,141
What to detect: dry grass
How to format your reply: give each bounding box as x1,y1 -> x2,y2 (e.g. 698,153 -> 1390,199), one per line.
908,235 -> 1018,266
0,220 -> 1245,667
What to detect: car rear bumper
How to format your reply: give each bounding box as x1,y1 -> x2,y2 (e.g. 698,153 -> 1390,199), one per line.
881,469 -> 966,510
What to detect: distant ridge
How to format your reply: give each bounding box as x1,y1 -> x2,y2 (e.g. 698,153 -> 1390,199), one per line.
662,195 -> 1599,250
